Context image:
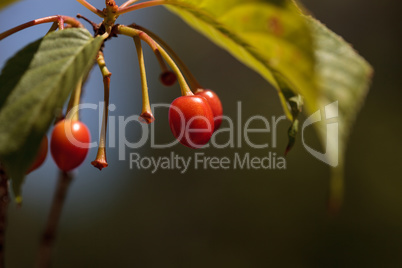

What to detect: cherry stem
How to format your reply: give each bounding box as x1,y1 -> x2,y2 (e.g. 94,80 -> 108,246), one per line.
91,51 -> 111,170
133,24 -> 203,90
66,78 -> 83,121
76,0 -> 104,17
153,39 -> 193,96
0,15 -> 83,41
127,24 -> 170,74
156,53 -> 170,74
141,35 -> 170,73
133,36 -> 155,124
0,163 -> 9,268
119,0 -> 141,9
117,25 -> 193,96
117,0 -> 167,15
35,171 -> 73,268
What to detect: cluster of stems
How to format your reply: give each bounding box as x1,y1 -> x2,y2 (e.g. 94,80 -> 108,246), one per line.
0,0 -> 206,168
82,0 -> 206,168
89,23 -> 203,168
0,1 -> 208,264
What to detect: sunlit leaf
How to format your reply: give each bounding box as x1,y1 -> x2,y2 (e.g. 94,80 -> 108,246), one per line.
0,28 -> 103,202
164,0 -> 373,210
164,0 -> 318,115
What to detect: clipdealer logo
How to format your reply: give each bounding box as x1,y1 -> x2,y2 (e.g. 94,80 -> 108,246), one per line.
64,101 -> 340,172
129,151 -> 286,174
302,101 -> 339,167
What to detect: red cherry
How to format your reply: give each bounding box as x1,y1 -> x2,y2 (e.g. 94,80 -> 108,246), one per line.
26,135 -> 48,174
169,95 -> 214,149
195,89 -> 223,131
50,120 -> 90,172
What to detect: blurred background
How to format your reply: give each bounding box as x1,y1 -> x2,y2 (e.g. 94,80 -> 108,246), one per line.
0,0 -> 401,267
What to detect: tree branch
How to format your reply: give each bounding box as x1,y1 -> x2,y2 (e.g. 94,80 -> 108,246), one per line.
35,171 -> 73,268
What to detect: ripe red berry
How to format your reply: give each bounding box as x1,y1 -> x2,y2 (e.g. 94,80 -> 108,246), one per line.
195,89 -> 223,131
26,135 -> 48,174
50,120 -> 90,172
169,95 -> 214,149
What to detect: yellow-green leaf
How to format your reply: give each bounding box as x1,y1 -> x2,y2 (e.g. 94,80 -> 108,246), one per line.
164,0 -> 373,210
164,0 -> 318,115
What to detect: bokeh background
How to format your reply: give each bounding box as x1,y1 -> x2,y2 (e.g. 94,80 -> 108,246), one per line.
1,0 -> 401,267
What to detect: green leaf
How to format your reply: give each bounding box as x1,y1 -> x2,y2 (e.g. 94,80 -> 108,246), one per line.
304,16 -> 373,212
0,0 -> 21,10
165,0 -> 373,210
0,28 -> 103,202
164,0 -> 318,115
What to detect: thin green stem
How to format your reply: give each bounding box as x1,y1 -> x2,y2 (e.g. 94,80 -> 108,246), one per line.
91,51 -> 111,170
117,25 -> 193,96
117,0 -> 167,15
148,42 -> 170,73
133,24 -> 202,90
76,0 -> 104,17
66,78 -> 83,121
127,25 -> 169,75
153,40 -> 193,96
133,36 -> 155,124
119,0 -> 141,9
155,53 -> 170,73
0,16 -> 83,41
